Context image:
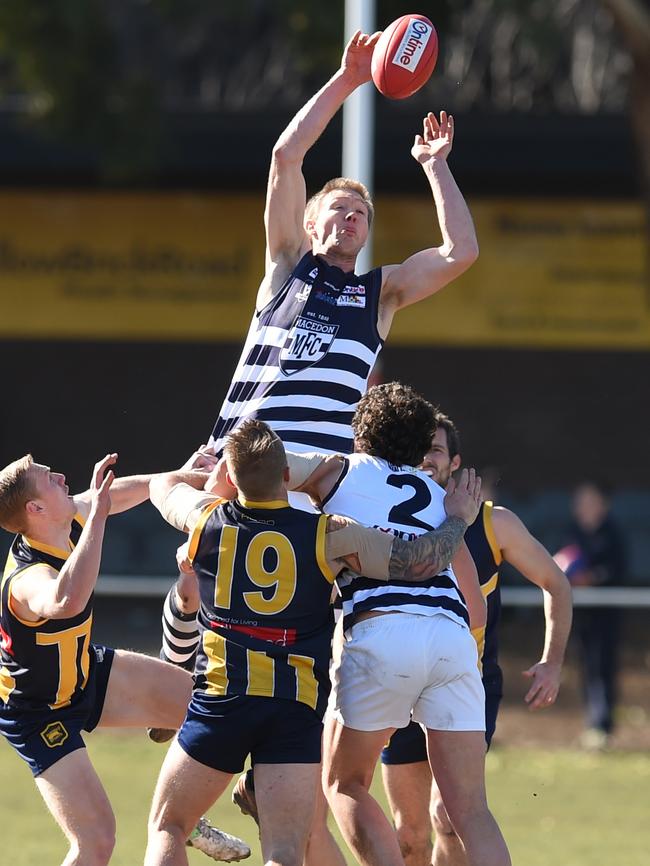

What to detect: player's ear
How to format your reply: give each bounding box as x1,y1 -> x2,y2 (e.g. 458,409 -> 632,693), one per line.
451,454 -> 462,473
283,465 -> 291,484
25,500 -> 42,515
225,471 -> 237,490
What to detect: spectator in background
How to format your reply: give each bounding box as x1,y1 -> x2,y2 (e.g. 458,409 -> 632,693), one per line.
559,483 -> 626,750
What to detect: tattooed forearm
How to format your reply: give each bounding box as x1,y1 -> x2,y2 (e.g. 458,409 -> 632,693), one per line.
389,516 -> 468,582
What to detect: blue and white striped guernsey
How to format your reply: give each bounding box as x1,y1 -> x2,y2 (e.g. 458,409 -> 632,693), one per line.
209,252 -> 383,456
322,453 -> 470,634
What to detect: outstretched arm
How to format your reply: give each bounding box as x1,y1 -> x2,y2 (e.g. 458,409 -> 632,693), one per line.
12,455 -> 114,620
379,112 -> 478,335
150,470 -> 217,533
74,447 -> 217,519
494,506 -> 573,710
73,453 -> 150,518
74,474 -> 149,518
452,541 -> 486,630
287,451 -> 346,503
259,30 -> 381,307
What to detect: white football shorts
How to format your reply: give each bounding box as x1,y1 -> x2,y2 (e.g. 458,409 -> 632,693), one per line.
330,611 -> 485,732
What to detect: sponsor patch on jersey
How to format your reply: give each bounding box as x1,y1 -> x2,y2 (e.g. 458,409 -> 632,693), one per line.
308,267 -> 319,279
343,285 -> 365,294
280,316 -> 340,375
40,721 -> 69,748
337,294 -> 366,308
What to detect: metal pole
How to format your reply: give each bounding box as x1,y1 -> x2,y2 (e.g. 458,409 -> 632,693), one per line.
343,0 -> 376,274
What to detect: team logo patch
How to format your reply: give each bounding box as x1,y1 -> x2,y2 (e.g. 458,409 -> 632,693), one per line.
280,316 -> 340,375
40,721 -> 69,748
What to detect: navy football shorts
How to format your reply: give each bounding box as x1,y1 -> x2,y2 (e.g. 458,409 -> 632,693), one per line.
380,689 -> 503,765
0,644 -> 114,777
178,691 -> 323,775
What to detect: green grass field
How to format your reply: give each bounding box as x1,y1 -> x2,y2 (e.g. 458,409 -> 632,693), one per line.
1,731 -> 649,865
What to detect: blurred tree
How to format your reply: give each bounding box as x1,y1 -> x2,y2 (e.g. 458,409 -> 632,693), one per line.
0,0 -> 640,188
601,0 -> 649,242
427,0 -> 629,112
0,0 -> 164,179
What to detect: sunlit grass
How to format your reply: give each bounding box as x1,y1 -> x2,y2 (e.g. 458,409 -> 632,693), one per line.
1,731 -> 649,865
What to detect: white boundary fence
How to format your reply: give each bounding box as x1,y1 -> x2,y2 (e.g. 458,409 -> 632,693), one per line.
95,577 -> 650,607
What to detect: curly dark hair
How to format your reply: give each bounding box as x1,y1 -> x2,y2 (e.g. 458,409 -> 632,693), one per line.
352,382 -> 438,467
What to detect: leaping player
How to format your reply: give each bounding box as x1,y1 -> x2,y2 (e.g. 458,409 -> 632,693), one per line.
155,28 -> 479,866
160,26 -> 478,686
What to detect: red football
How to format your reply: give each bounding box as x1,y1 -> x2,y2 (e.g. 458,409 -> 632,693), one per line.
371,14 -> 438,100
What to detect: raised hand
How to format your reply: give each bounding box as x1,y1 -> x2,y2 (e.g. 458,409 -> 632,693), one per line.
340,29 -> 382,87
443,468 -> 482,526
90,453 -> 117,519
181,445 -> 218,472
176,540 -> 194,575
411,111 -> 454,164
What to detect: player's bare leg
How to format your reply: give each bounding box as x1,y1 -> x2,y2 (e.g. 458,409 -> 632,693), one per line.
232,764 -> 345,866
430,780 -> 467,866
101,650 -> 250,862
145,739 -> 233,866
255,762 -> 321,866
97,649 -> 192,730
425,730 -> 510,866
381,760 -> 434,866
324,717 -> 404,866
304,777 -> 348,866
35,749 -> 116,866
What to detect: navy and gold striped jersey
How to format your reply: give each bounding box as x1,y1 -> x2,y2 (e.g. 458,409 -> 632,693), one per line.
465,501 -> 503,690
0,516 -> 94,711
188,497 -> 336,718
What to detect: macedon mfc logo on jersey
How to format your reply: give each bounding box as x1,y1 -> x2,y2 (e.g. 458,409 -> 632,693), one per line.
279,316 -> 340,375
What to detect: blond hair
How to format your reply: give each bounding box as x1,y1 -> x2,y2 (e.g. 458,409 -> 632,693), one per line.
305,177 -> 374,228
224,420 -> 287,500
0,455 -> 35,533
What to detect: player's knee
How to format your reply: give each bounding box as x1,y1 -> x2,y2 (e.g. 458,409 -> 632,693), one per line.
324,754 -> 372,799
324,770 -> 368,804
265,839 -> 303,866
75,821 -> 116,866
431,792 -> 456,838
147,812 -> 189,849
305,809 -> 332,846
394,820 -> 432,864
442,797 -> 491,842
